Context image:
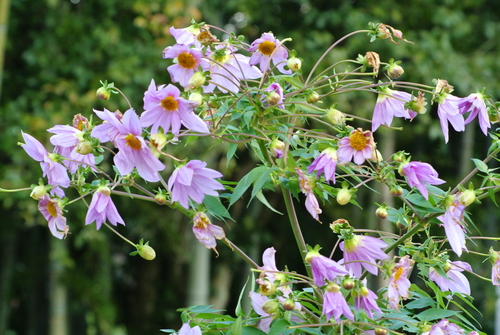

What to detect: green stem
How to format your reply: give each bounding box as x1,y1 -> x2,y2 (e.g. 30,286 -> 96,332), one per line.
103,222 -> 136,247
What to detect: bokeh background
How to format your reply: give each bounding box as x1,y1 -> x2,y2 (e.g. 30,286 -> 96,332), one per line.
1,0 -> 500,334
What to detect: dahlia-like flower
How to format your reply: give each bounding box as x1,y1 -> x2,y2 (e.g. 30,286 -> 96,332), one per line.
421,319 -> 465,335
162,44 -> 209,88
48,124 -> 95,173
353,285 -> 382,319
429,261 -> 471,295
400,161 -> 445,200
437,195 -> 467,257
85,185 -> 125,230
305,248 -> 349,287
437,93 -> 464,143
192,212 -> 226,255
387,255 -> 414,310
340,235 -> 388,278
337,128 -> 376,165
141,79 -> 209,135
322,283 -> 354,323
176,323 -> 202,335
21,132 -> 70,188
167,160 -> 224,209
249,32 -> 291,74
296,167 -> 322,221
308,148 -> 338,184
458,92 -> 490,136
91,108 -> 123,145
372,88 -> 413,132
38,195 -> 69,239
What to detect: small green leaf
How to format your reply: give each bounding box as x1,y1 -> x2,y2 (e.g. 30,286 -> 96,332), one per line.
228,316 -> 243,335
472,158 -> 489,173
204,195 -> 233,221
229,166 -> 269,207
415,308 -> 459,321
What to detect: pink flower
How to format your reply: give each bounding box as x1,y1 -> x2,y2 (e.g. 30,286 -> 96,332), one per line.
296,167 -> 322,221
263,82 -> 284,109
167,160 -> 224,209
162,44 -> 209,87
192,212 -> 226,255
21,132 -> 70,188
387,255 -> 414,310
322,283 -> 354,323
337,128 -> 376,165
85,185 -> 125,230
421,319 -> 465,335
458,93 -> 490,136
249,291 -> 274,333
141,79 -> 209,135
400,161 -> 445,200
308,148 -> 337,184
438,196 -> 467,257
340,235 -> 388,278
249,32 -> 290,74
491,251 -> 500,286
48,124 -> 95,173
306,249 -> 349,287
91,109 -> 123,144
38,195 -> 68,239
354,285 -> 382,319
429,261 -> 471,295
437,94 -> 464,143
177,323 -> 202,335
372,89 -> 413,132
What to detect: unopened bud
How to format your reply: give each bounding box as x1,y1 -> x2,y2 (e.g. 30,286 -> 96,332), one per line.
139,245 -> 156,260
387,63 -> 404,79
261,299 -> 280,314
76,141 -> 93,155
306,91 -> 320,104
337,188 -> 351,205
188,92 -> 203,107
443,195 -> 455,208
270,139 -> 285,158
442,261 -> 452,272
326,108 -> 346,126
188,72 -> 206,88
154,193 -> 167,205
260,280 -> 276,296
390,185 -> 404,197
458,190 -> 476,206
287,57 -> 302,72
96,87 -> 111,100
374,328 -> 388,335
376,207 -> 388,219
342,278 -> 355,290
150,133 -> 167,151
267,92 -> 281,106
282,298 -> 296,311
30,185 -> 47,200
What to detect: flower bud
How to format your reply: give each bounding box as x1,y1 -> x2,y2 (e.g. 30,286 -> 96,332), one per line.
442,261 -> 452,272
270,139 -> 285,158
458,190 -> 476,206
139,245 -> 156,260
188,72 -> 206,88
387,63 -> 404,79
267,91 -> 281,106
188,92 -> 203,107
287,57 -> 302,72
154,193 -> 167,205
261,299 -> 279,314
150,133 -> 168,152
260,280 -> 276,296
325,108 -> 346,126
96,87 -> 111,100
76,141 -> 93,155
30,185 -> 47,200
408,91 -> 427,115
342,278 -> 355,290
359,286 -> 370,297
443,195 -> 455,208
337,187 -> 351,205
393,152 -> 406,162
375,207 -> 388,219
326,282 -> 340,293
306,91 -> 320,104
390,185 -> 404,197
282,298 -> 296,311
374,328 -> 388,335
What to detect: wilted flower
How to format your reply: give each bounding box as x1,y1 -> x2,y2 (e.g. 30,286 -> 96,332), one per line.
322,282 -> 354,323
308,148 -> 338,184
337,128 -> 376,165
387,255 -> 414,310
249,32 -> 291,74
365,51 -> 380,76
141,79 -> 209,135
372,88 -> 413,132
305,248 -> 349,287
296,168 -> 322,221
434,80 -> 464,143
85,185 -> 125,230
437,195 -> 467,257
162,44 -> 209,88
340,235 -> 388,278
192,212 -> 226,255
38,195 -> 69,239
400,161 -> 445,200
168,160 -> 224,209
458,92 -> 490,136
429,261 -> 471,295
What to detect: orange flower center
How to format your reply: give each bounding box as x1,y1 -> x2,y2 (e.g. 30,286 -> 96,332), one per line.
161,96 -> 178,111
394,266 -> 404,281
125,134 -> 141,150
46,201 -> 58,217
349,131 -> 368,151
258,40 -> 276,56
177,52 -> 197,69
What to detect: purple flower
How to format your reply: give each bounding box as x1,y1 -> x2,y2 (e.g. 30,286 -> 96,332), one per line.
388,255 -> 414,310
438,195 -> 467,257
141,79 -> 209,135
249,291 -> 274,333
263,82 -> 284,109
48,124 -> 95,173
372,89 -> 413,132
308,148 -> 337,184
322,283 -> 354,323
167,160 -> 224,209
340,235 -> 388,278
492,254 -> 500,286
85,185 -> 125,230
296,168 -> 322,221
91,109 -> 123,144
306,250 -> 349,287
38,195 -> 69,239
421,319 -> 465,335
337,128 -> 376,165
249,32 -> 291,74
192,212 -> 226,255
21,132 -> 70,188
401,161 -> 445,200
177,323 -> 202,335
459,93 -> 490,136
429,261 -> 471,295
163,44 -> 209,87
170,26 -> 200,46
354,286 -> 382,319
437,94 -> 464,143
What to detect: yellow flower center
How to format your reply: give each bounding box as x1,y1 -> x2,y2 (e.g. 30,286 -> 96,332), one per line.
349,131 -> 368,151
394,266 -> 404,281
125,134 -> 141,151
258,40 -> 276,56
161,96 -> 178,111
177,52 -> 197,69
194,213 -> 210,229
46,201 -> 58,217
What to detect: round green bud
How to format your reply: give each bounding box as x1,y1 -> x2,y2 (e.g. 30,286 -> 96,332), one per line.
139,245 -> 156,261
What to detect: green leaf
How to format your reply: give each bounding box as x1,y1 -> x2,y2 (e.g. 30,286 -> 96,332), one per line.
229,166 -> 269,207
203,195 -> 233,221
472,158 -> 489,173
250,167 -> 278,201
228,316 -> 243,335
405,297 -> 435,309
235,276 -> 250,317
241,327 -> 267,335
256,190 -> 283,214
415,308 -> 459,321
281,76 -> 304,89
268,319 -> 292,335
227,142 -> 238,167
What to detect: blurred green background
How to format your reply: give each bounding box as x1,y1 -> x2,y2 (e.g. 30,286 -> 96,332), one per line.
1,0 -> 500,334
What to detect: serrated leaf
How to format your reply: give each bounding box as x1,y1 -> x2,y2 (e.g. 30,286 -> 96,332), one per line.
472,158 -> 489,173
415,308 -> 459,321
